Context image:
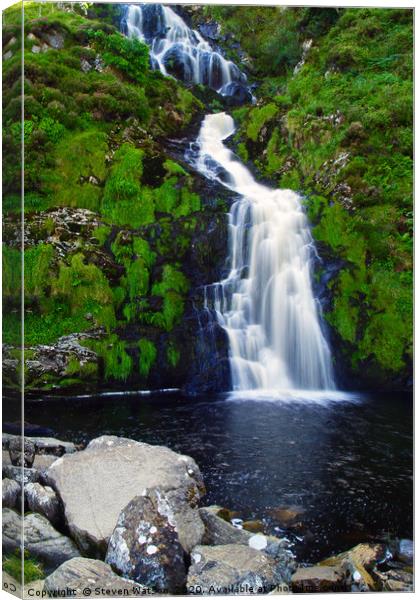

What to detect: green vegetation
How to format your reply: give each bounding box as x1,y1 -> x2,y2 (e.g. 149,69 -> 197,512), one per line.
2,3 -> 412,389
138,339 -> 157,377
228,7 -> 412,381
3,551 -> 44,584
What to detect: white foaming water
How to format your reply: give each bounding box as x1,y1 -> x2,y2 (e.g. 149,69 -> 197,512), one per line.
124,4 -> 246,95
195,113 -> 336,395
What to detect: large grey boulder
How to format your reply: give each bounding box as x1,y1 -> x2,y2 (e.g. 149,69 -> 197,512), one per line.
2,478 -> 21,509
25,482 -> 62,527
44,557 -> 149,597
106,489 -> 189,593
46,436 -> 205,555
187,544 -> 282,595
2,509 -> 80,574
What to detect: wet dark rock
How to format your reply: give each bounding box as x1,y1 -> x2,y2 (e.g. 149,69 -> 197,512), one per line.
395,539 -> 413,565
9,436 -> 36,467
222,82 -> 253,106
198,21 -> 221,41
4,433 -> 76,456
373,567 -> 413,592
106,490 -> 190,593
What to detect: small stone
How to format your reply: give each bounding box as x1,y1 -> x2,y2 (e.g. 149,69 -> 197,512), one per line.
27,32 -> 37,41
31,45 -> 41,54
291,566 -> 345,593
3,50 -> 13,60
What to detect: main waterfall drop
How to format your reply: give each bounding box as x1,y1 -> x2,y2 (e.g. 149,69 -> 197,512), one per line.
123,3 -> 250,99
195,113 -> 336,392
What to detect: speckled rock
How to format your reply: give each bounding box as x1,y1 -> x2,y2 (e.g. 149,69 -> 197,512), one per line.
44,557 -> 150,597
46,436 -> 205,556
2,478 -> 21,509
106,490 -> 187,593
25,482 -> 62,527
187,544 -> 282,594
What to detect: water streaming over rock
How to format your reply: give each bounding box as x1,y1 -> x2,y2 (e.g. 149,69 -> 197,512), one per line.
123,3 -> 250,99
194,113 -> 336,392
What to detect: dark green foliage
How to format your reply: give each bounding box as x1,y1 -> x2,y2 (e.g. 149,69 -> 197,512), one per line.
138,339 -> 157,377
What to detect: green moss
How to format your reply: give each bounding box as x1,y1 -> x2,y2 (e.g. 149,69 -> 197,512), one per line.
151,265 -> 190,297
51,254 -> 115,331
43,129 -> 107,211
102,144 -> 155,227
3,245 -> 21,300
246,103 -> 278,142
163,159 -> 187,177
138,338 -> 157,377
92,225 -> 111,246
24,244 -> 54,300
132,237 -> 156,269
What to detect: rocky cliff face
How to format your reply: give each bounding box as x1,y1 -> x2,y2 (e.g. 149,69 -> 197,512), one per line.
192,6 -> 413,390
2,3 -> 234,395
2,4 -> 413,393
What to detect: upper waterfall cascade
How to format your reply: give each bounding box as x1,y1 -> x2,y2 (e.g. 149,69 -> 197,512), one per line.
194,113 -> 336,392
123,3 -> 250,98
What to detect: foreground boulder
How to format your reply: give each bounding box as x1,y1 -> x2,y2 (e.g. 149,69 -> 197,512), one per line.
291,566 -> 346,593
44,557 -> 149,597
106,490 -> 189,593
25,482 -> 62,527
199,506 -> 295,581
187,544 -> 283,595
2,478 -> 20,509
2,508 -> 80,574
46,436 -> 205,555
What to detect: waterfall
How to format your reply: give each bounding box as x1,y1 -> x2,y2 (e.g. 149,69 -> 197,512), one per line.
123,3 -> 250,99
194,113 -> 336,392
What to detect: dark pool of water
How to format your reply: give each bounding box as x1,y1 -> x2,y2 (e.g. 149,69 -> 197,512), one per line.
4,390 -> 412,562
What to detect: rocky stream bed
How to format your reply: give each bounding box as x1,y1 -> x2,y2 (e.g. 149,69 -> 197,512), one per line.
2,433 -> 413,596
